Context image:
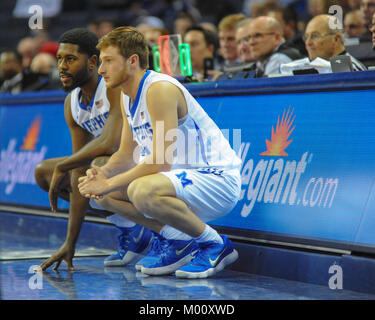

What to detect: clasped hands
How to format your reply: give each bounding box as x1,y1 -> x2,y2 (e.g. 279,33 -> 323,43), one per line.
78,165 -> 110,199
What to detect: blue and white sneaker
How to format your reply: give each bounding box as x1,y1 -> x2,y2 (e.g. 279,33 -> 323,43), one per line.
135,233 -> 169,271
141,239 -> 199,276
175,235 -> 238,279
104,225 -> 153,267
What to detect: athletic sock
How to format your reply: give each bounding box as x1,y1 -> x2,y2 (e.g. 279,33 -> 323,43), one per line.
160,225 -> 193,241
194,225 -> 223,244
106,214 -> 136,229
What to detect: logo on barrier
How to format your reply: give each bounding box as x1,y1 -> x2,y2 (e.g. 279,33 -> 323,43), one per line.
260,108 -> 294,156
20,116 -> 41,151
238,108 -> 339,217
0,115 -> 48,194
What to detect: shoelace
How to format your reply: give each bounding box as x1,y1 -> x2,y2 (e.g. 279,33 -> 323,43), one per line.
189,242 -> 218,265
148,236 -> 169,256
189,247 -> 208,265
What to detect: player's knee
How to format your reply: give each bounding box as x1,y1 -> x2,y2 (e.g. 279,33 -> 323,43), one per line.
128,179 -> 159,214
34,160 -> 49,190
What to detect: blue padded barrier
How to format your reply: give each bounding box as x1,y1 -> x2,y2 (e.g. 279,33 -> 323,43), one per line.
1,71 -> 375,254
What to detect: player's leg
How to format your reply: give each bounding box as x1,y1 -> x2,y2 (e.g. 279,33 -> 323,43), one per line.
133,168 -> 241,278
127,173 -> 207,237
94,185 -> 157,267
95,176 -> 201,274
125,173 -> 209,275
86,156 -> 155,267
169,168 -> 241,279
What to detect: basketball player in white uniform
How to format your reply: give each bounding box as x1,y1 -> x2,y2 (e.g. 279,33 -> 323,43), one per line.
36,28 -> 152,271
78,26 -> 241,279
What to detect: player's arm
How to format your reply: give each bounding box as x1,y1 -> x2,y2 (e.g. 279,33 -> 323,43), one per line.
80,81 -> 179,196
61,95 -> 91,246
40,95 -> 92,271
105,81 -> 178,189
98,93 -> 139,176
54,87 -> 123,173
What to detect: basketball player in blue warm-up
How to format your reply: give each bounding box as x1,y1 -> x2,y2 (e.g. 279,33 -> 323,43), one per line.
35,28 -> 152,271
78,27 -> 241,279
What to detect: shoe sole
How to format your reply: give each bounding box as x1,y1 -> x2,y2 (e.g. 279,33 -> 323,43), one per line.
141,253 -> 195,276
175,249 -> 239,279
135,256 -> 158,271
104,236 -> 153,267
135,256 -> 159,271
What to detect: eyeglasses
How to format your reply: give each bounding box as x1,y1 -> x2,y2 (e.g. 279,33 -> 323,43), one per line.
236,32 -> 275,45
302,32 -> 334,42
346,24 -> 362,29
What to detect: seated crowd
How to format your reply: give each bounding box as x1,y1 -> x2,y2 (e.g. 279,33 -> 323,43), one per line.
1,0 -> 375,93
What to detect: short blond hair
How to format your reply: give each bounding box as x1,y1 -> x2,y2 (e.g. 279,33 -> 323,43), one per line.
97,26 -> 149,69
218,13 -> 247,31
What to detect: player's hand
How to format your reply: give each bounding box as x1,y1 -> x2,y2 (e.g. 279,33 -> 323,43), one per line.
78,177 -> 109,199
78,165 -> 110,198
84,166 -> 98,181
78,165 -> 108,185
39,242 -> 75,272
49,167 -> 69,213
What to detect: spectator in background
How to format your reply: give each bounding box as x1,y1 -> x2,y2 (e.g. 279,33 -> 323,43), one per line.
217,13 -> 246,69
244,16 -> 304,76
344,10 -> 366,38
281,14 -> 367,73
17,37 -> 39,69
144,27 -> 170,47
244,0 -> 280,17
361,0 -> 375,26
360,0 -> 375,40
30,52 -> 61,90
0,51 -> 23,93
200,22 -> 218,34
299,0 -> 344,30
308,0 -> 328,17
31,28 -> 51,51
174,11 -> 197,37
97,19 -> 117,38
87,18 -> 117,38
348,0 -> 362,10
30,52 -> 57,74
0,50 -> 54,93
369,11 -> 375,48
305,14 -> 366,69
268,6 -> 307,56
235,18 -> 255,64
39,41 -> 59,58
184,26 -> 219,81
87,19 -> 100,36
136,17 -> 169,72
136,15 -> 166,34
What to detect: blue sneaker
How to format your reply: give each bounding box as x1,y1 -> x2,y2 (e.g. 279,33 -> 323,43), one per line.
104,225 -> 152,267
141,239 -> 199,276
135,233 -> 169,271
175,235 -> 238,279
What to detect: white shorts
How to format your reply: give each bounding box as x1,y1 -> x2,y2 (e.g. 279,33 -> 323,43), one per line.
160,167 -> 241,222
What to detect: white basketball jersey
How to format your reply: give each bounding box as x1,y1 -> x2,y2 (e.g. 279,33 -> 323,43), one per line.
123,70 -> 241,170
70,75 -> 110,137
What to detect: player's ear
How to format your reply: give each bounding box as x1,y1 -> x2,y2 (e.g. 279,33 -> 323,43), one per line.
88,54 -> 98,69
127,54 -> 139,67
